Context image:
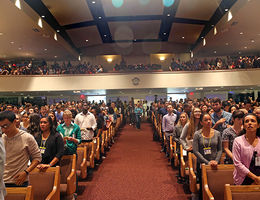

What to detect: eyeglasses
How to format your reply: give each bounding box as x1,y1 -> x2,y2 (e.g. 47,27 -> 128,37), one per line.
0,123 -> 11,129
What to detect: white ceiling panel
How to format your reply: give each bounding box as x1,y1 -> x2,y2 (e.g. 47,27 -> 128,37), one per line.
66,26 -> 102,48
103,0 -> 163,16
42,0 -> 93,25
176,0 -> 222,21
109,21 -> 161,40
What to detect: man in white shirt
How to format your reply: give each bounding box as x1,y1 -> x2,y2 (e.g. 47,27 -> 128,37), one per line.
74,103 -> 97,162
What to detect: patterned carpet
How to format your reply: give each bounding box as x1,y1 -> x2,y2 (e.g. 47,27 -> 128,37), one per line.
77,123 -> 191,200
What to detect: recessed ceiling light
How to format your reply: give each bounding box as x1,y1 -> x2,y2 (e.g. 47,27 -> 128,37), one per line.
86,39 -> 88,42
10,41 -> 14,44
240,32 -> 243,35
44,48 -> 47,51
182,36 -> 185,39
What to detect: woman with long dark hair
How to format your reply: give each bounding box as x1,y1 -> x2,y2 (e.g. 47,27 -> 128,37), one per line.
233,113 -> 260,185
35,116 -> 64,170
27,113 -> 41,137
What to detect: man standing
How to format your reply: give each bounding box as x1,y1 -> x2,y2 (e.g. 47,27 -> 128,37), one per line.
162,105 -> 177,158
0,111 -> 41,187
134,103 -> 143,129
74,103 -> 97,164
211,97 -> 232,135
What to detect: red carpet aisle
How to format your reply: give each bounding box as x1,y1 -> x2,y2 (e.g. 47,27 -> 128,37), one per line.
78,123 -> 190,200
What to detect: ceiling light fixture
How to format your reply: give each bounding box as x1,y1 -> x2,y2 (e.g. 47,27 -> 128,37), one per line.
251,39 -> 255,43
228,11 -> 233,22
86,39 -> 89,42
182,36 -> 185,39
10,41 -> 14,44
159,56 -> 165,61
92,1 -> 96,3
203,38 -> 206,46
54,33 -> 57,41
214,26 -> 217,35
44,48 -> 47,51
15,0 -> 21,10
240,32 -> 243,35
98,16 -> 102,19
107,58 -> 113,63
38,18 -> 43,28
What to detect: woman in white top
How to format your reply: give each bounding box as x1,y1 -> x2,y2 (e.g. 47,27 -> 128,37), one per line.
180,107 -> 202,151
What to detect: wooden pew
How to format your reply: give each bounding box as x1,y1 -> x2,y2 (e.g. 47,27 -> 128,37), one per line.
188,152 -> 199,194
76,146 -> 88,179
5,186 -> 33,200
202,164 -> 234,200
224,184 -> 260,200
29,166 -> 60,200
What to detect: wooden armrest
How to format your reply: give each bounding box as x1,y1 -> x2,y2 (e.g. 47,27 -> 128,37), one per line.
67,155 -> 76,195
46,166 -> 60,200
204,184 -> 214,200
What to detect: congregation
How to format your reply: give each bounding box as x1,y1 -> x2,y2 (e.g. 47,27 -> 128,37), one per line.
1,96 -> 260,199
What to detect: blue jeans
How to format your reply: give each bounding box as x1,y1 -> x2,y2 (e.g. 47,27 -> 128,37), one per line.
135,115 -> 141,129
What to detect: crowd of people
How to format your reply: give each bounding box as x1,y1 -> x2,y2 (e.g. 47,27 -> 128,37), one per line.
1,55 -> 259,75
169,56 -> 260,71
0,62 -> 104,75
153,97 -> 260,199
113,62 -> 162,72
0,96 -> 260,198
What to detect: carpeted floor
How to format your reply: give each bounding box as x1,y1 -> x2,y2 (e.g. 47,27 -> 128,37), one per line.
77,123 -> 191,200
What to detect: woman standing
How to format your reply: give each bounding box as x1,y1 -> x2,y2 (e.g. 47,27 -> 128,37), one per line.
193,113 -> 222,167
180,107 -> 202,151
222,110 -> 244,164
233,113 -> 260,185
193,113 -> 222,199
35,116 -> 64,170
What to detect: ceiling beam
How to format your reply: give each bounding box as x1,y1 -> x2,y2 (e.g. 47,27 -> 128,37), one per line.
24,0 -> 80,54
191,0 -> 238,51
158,0 -> 180,41
86,0 -> 112,43
62,16 -> 208,30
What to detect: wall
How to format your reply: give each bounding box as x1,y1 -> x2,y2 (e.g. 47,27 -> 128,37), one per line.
1,69 -> 260,92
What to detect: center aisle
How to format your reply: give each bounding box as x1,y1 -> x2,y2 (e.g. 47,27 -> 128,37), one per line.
78,123 -> 190,200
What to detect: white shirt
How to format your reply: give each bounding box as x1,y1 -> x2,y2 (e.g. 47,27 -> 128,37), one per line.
74,112 -> 97,140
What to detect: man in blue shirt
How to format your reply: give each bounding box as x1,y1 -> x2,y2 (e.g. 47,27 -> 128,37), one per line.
134,103 -> 143,129
211,97 -> 232,135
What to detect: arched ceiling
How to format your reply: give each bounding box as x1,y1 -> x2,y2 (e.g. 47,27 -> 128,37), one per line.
0,0 -> 259,60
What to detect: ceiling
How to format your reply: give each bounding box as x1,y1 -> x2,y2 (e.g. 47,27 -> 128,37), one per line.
0,0 -> 259,60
